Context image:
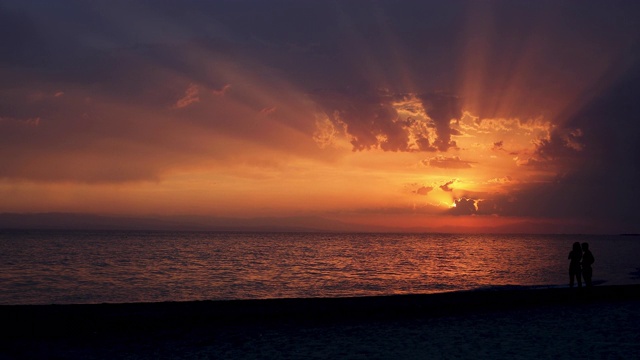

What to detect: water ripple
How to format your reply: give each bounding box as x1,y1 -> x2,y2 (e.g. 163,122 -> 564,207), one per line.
0,231 -> 639,304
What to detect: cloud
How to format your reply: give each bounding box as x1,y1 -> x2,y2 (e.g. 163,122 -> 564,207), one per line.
0,63 -> 325,184
312,116 -> 338,149
488,176 -> 512,184
211,84 -> 231,96
439,180 -> 456,192
172,83 -> 200,109
476,199 -> 500,215
260,106 -> 277,115
424,156 -> 473,169
532,127 -> 585,161
418,93 -> 462,151
449,197 -> 477,215
415,186 -> 434,196
405,183 -> 435,197
510,126 -> 586,169
314,90 -> 464,153
312,88 -> 409,152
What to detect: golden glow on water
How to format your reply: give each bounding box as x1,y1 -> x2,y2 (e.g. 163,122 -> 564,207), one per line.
3,231 -> 638,305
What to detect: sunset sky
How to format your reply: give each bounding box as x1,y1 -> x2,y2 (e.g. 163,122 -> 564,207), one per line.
2,0 -> 640,233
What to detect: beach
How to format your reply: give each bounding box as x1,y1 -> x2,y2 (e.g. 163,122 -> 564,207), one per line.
2,285 -> 639,359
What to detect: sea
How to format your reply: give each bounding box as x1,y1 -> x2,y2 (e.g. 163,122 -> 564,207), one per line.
1,230 -> 639,305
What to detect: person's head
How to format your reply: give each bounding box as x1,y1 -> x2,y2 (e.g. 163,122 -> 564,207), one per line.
573,242 -> 581,252
581,242 -> 589,251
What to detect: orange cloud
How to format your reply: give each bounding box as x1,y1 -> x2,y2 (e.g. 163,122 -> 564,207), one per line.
172,83 -> 200,109
211,84 -> 231,96
313,90 -> 463,153
424,156 -> 473,169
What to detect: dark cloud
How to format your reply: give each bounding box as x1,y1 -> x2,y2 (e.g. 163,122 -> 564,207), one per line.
312,88 -> 409,152
476,199 -> 500,215
418,93 -> 462,151
530,128 -> 584,165
491,140 -> 520,156
467,61 -> 640,230
439,180 -> 456,192
449,197 -> 477,215
313,89 -> 464,153
415,186 -> 433,196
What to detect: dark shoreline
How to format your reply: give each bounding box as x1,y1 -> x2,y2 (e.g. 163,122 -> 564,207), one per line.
3,284 -> 640,339
3,285 -> 640,359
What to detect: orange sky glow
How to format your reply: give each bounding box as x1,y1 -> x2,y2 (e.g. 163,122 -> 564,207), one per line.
1,1 -> 639,233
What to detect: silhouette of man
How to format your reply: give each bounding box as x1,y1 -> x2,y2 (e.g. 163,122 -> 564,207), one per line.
581,242 -> 595,287
568,242 -> 582,288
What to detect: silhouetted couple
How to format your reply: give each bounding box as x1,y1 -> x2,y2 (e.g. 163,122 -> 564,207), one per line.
568,242 -> 595,288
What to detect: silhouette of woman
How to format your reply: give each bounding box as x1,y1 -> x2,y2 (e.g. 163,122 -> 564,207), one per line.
568,242 -> 582,288
581,242 -> 595,287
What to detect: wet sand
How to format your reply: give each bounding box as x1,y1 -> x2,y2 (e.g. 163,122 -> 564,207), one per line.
2,285 -> 639,359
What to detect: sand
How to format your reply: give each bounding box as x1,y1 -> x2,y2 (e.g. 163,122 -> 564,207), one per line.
2,285 -> 639,359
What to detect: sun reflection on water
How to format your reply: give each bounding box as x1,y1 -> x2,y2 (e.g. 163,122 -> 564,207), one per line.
1,231 -> 638,305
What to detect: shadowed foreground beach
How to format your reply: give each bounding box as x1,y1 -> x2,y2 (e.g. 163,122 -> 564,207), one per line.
2,285 -> 639,359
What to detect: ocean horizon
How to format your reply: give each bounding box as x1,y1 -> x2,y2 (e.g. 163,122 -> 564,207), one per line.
1,230 -> 639,306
